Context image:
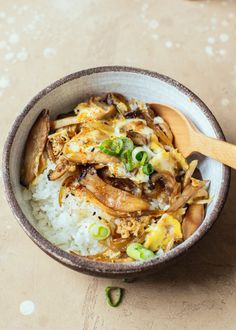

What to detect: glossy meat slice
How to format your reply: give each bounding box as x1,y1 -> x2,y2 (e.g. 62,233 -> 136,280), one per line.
79,168 -> 150,212
63,127 -> 119,165
126,130 -> 148,146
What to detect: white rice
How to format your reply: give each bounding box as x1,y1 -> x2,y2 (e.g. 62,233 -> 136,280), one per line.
23,162 -> 110,256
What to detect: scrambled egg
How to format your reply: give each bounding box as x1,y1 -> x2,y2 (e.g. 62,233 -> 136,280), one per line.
144,214 -> 183,252
150,150 -> 176,174
150,148 -> 189,174
170,149 -> 189,171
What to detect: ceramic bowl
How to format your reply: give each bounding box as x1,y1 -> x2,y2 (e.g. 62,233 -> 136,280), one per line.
2,66 -> 230,278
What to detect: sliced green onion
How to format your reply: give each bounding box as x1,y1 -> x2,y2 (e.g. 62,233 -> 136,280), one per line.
105,286 -> 124,307
132,146 -> 153,163
88,223 -> 110,241
142,163 -> 154,175
121,137 -> 134,151
140,152 -> 148,166
121,149 -> 134,171
132,147 -> 145,163
136,151 -> 145,161
126,243 -> 143,260
139,248 -> 155,260
99,138 -> 123,156
136,151 -> 148,166
132,146 -> 150,167
126,243 -> 155,261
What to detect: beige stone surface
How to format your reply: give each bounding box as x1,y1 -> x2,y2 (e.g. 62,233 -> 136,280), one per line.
1,0 -> 236,329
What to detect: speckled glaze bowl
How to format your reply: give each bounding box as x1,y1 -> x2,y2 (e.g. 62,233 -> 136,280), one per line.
2,66 -> 230,278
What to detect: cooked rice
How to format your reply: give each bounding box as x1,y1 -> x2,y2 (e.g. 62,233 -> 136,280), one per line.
23,161 -> 109,256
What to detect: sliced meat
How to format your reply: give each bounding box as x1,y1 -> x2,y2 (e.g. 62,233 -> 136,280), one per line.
124,109 -> 143,119
79,168 -> 149,213
63,146 -> 119,165
126,130 -> 147,146
98,168 -> 142,196
105,93 -> 130,115
72,186 -> 132,218
144,171 -> 177,199
63,127 -> 120,165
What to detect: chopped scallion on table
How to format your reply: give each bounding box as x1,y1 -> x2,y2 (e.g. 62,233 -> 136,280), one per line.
105,286 -> 124,307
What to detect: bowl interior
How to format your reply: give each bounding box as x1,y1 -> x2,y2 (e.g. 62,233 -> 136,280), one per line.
5,68 -> 228,275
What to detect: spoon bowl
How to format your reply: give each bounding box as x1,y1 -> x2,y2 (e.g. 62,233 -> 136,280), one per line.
151,103 -> 236,169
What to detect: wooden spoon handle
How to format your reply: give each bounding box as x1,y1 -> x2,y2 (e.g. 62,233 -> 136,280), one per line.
193,132 -> 236,169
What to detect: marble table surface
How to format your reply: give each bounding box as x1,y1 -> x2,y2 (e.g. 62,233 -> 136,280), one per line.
1,0 -> 236,329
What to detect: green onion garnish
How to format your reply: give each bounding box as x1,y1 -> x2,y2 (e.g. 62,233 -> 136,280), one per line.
139,248 -> 155,260
136,151 -> 148,166
88,223 -> 110,241
121,149 -> 134,171
126,243 -> 155,261
142,163 -> 154,175
105,287 -> 124,307
121,137 -> 134,151
99,138 -> 123,156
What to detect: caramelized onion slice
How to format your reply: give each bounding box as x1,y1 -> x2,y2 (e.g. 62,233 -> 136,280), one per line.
50,116 -> 79,130
21,110 -> 50,187
169,181 -> 205,212
38,152 -> 48,175
183,160 -> 198,188
58,170 -> 81,206
46,140 -> 56,162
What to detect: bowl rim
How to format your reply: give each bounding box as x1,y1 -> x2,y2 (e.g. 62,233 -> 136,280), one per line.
2,65 -> 231,277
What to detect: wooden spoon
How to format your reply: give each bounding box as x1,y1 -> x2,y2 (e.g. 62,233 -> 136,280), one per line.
150,103 -> 236,169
